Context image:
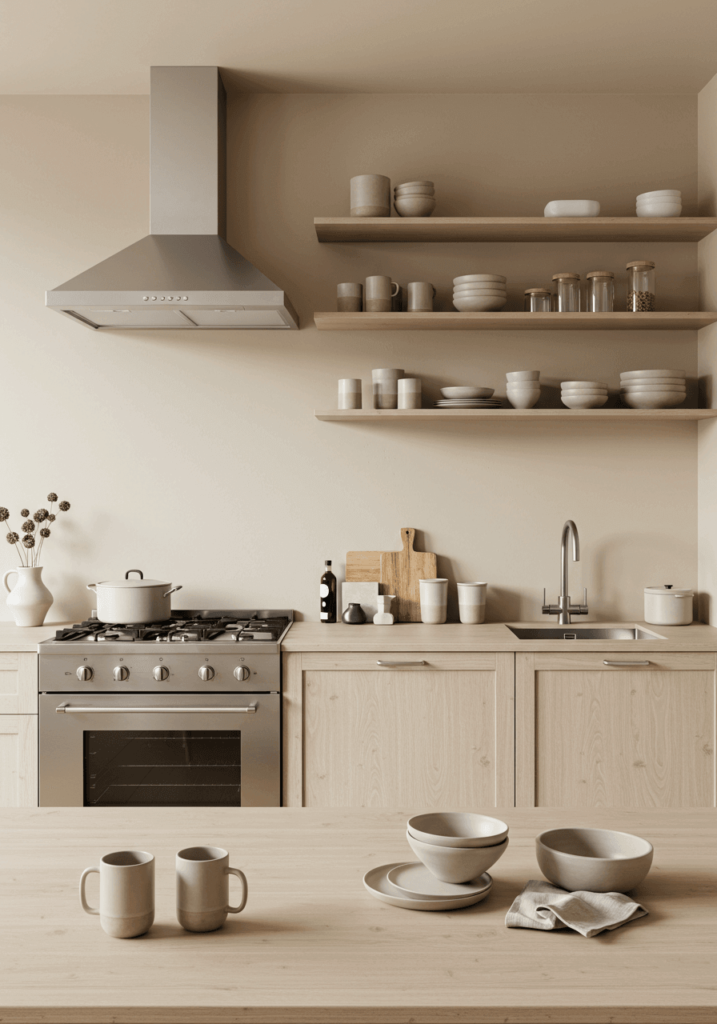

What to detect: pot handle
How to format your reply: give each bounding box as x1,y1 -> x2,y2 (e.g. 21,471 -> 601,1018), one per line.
164,586 -> 183,598
125,569 -> 144,580
86,584 -> 97,592
3,570 -> 18,594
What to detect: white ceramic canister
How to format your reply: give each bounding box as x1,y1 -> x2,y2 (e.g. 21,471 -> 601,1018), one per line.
419,578 -> 448,625
457,582 -> 487,624
644,585 -> 693,626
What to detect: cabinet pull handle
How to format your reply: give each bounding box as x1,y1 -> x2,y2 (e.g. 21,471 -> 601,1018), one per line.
376,660 -> 428,667
603,660 -> 651,667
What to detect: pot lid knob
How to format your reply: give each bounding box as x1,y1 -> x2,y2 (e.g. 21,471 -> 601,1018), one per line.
125,569 -> 144,579
664,584 -> 673,589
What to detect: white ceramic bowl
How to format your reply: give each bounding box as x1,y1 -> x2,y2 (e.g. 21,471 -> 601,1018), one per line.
506,370 -> 540,382
453,295 -> 507,312
561,380 -> 608,389
507,393 -> 540,409
622,376 -> 685,386
637,200 -> 681,210
562,389 -> 608,396
394,195 -> 435,218
623,392 -> 686,408
621,369 -> 685,380
407,811 -> 509,848
395,180 -> 434,189
395,185 -> 435,196
637,190 -> 681,200
536,827 -> 653,893
406,833 -> 509,883
453,285 -> 507,294
562,394 -> 609,409
441,387 -> 495,399
636,203 -> 682,218
544,200 -> 600,218
508,381 -> 542,389
453,274 -> 506,285
621,384 -> 686,393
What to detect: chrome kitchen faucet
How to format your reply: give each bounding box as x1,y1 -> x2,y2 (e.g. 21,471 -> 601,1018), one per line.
542,520 -> 589,625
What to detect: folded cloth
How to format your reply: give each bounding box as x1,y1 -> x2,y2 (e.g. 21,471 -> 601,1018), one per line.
506,880 -> 648,938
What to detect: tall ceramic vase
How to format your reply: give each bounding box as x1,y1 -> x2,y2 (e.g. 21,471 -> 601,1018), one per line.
3,567 -> 53,626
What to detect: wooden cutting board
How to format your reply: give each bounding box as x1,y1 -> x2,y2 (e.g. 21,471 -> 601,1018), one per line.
345,549 -> 385,582
380,528 -> 437,622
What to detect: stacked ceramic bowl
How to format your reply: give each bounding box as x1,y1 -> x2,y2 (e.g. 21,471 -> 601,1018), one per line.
394,181 -> 435,218
406,812 -> 509,884
436,386 -> 502,409
506,370 -> 541,409
620,369 -> 686,408
561,380 -> 609,409
636,190 -> 682,218
453,274 -> 507,312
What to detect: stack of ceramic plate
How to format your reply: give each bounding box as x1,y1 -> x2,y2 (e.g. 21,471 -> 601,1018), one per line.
436,386 -> 501,409
363,862 -> 493,911
620,369 -> 686,408
561,380 -> 609,409
453,274 -> 507,312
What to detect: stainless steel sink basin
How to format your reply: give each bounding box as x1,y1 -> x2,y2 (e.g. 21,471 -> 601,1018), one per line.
507,626 -> 666,640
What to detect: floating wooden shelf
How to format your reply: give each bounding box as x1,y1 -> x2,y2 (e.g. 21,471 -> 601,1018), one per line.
314,216 -> 717,244
316,408 -> 717,422
314,311 -> 717,331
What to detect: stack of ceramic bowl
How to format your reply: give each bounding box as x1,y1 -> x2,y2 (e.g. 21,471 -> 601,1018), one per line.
636,190 -> 682,218
506,370 -> 541,409
453,274 -> 507,312
561,380 -> 609,409
620,369 -> 686,408
436,386 -> 502,409
393,181 -> 435,218
407,812 -> 509,883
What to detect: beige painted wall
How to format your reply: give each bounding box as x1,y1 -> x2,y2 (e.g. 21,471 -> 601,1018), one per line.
0,92 -> 699,623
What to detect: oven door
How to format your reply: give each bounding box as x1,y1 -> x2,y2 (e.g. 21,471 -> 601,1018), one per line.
39,692 -> 280,807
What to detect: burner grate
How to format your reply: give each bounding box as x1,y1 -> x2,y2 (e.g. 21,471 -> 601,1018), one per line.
51,614 -> 290,644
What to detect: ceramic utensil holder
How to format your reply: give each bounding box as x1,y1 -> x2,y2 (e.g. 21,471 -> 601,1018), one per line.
176,846 -> 248,933
337,282 -> 363,313
419,578 -> 448,624
350,174 -> 391,217
457,582 -> 487,624
398,378 -> 422,409
338,378 -> 362,409
80,850 -> 155,939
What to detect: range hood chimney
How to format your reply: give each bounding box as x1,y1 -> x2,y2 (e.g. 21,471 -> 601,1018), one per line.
46,67 -> 298,330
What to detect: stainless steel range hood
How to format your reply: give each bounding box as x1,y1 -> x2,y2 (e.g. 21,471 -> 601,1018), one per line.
46,67 -> 298,330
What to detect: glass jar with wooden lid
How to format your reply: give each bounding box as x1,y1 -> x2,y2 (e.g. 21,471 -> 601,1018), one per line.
586,271 -> 615,312
551,272 -> 581,312
626,261 -> 655,311
524,287 -> 552,312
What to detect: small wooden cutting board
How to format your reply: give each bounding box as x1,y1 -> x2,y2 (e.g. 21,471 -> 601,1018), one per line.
380,528 -> 437,622
345,550 -> 385,582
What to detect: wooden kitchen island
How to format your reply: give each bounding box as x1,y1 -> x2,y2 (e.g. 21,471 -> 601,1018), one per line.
0,807 -> 715,1023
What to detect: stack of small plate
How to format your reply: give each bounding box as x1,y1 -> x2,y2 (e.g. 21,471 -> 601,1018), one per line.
453,274 -> 507,312
561,380 -> 609,409
620,369 -> 686,408
363,862 -> 493,911
436,386 -> 501,409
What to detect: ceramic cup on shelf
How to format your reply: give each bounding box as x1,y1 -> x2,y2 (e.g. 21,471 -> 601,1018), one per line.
3,566 -> 53,626
372,367 -> 405,409
350,174 -> 391,217
407,282 -> 436,312
398,378 -> 422,409
176,846 -> 248,933
80,850 -> 155,939
457,582 -> 487,624
365,276 -> 400,313
419,578 -> 448,625
338,378 -> 362,410
336,282 -> 363,313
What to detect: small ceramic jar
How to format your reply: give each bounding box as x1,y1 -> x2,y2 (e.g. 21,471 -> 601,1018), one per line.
644,585 -> 693,625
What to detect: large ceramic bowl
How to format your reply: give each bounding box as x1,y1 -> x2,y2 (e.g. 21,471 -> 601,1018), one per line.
441,387 -> 495,399
536,827 -> 653,893
621,369 -> 684,380
407,832 -> 509,883
506,370 -> 540,382
623,391 -> 686,409
561,394 -> 609,409
394,195 -> 436,217
453,274 -> 506,285
453,295 -> 507,312
407,811 -> 508,848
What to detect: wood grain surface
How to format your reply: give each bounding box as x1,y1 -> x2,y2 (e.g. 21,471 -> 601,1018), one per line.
0,806 -> 715,1024
0,714 -> 37,806
314,310 -> 717,331
316,408 -> 717,422
345,550 -> 384,582
379,528 -> 437,622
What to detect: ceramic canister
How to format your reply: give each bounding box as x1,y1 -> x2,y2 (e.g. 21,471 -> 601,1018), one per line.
419,578 -> 448,625
338,378 -> 362,410
398,378 -> 422,409
350,174 -> 391,217
372,367 -> 405,409
457,582 -> 487,624
644,585 -> 693,625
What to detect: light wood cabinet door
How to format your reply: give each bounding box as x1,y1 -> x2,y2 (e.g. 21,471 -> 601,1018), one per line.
0,653 -> 37,714
284,652 -> 514,808
516,652 -> 717,808
0,715 -> 38,807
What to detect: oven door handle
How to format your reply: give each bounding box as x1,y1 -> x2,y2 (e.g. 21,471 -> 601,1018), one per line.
55,702 -> 258,714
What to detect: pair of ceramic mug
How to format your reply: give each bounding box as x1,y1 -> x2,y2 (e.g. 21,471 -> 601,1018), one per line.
79,845 -> 247,939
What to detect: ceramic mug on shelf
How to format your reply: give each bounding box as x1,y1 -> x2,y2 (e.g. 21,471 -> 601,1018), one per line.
365,276 -> 400,313
337,282 -> 363,313
176,846 -> 248,933
419,578 -> 448,625
79,850 -> 155,939
457,582 -> 487,624
407,282 -> 436,312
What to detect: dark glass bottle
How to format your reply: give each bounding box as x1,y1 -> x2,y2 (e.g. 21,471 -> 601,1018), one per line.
320,560 -> 337,623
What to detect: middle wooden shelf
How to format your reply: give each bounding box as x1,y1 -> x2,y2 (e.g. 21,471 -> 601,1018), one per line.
315,311 -> 717,331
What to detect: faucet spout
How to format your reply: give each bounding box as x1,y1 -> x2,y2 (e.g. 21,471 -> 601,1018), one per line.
543,519 -> 589,625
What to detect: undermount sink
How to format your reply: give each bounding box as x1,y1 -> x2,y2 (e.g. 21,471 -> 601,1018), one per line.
507,626 -> 666,640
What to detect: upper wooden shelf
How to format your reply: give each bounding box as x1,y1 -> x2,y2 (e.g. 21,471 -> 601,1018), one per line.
315,311 -> 717,331
314,216 -> 717,243
316,408 -> 717,422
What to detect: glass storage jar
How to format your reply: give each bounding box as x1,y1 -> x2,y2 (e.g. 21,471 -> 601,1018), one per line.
524,288 -> 552,312
626,260 -> 655,311
551,272 -> 581,312
586,271 -> 615,312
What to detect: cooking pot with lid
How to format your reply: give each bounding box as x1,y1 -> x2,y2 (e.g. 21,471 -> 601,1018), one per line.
87,570 -> 182,623
644,585 -> 693,626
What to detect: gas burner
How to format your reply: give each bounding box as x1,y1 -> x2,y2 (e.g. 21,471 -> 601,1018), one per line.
50,612 -> 292,646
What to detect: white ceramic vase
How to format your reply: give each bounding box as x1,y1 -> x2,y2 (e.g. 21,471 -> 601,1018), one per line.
3,566 -> 53,626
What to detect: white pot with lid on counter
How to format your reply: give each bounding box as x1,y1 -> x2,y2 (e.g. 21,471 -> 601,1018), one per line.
87,570 -> 182,623
644,585 -> 693,626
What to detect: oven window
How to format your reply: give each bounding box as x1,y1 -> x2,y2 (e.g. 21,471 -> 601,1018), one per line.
83,731 -> 241,806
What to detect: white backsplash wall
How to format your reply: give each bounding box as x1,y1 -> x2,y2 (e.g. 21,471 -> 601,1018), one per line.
0,92 -> 699,622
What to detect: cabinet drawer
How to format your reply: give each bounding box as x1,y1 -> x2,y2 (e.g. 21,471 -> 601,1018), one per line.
532,651 -> 716,672
299,652 -> 500,671
0,653 -> 38,714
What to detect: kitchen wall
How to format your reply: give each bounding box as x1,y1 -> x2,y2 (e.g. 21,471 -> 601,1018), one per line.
0,91 -> 699,622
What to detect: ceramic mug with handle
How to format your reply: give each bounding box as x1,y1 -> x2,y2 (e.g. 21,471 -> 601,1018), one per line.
176,845 -> 248,932
365,276 -> 400,313
80,850 -> 155,938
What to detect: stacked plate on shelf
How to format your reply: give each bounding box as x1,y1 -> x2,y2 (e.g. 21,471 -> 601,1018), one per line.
620,369 -> 686,408
436,386 -> 501,409
453,274 -> 507,312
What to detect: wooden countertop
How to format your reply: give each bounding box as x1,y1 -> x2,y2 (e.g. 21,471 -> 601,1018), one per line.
282,620 -> 717,652
0,621 -> 68,651
0,806 -> 714,1024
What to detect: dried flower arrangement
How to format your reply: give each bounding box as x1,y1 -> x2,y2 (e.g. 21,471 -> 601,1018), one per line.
0,493 -> 71,567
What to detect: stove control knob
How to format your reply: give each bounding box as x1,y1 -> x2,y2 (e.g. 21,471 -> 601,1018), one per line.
113,666 -> 129,682
76,665 -> 93,681
153,665 -> 169,681
198,665 -> 215,682
233,666 -> 250,682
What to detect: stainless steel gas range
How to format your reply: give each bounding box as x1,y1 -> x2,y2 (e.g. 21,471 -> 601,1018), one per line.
38,610 -> 292,808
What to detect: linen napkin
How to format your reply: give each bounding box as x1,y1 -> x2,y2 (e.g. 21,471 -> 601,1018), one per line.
505,880 -> 648,938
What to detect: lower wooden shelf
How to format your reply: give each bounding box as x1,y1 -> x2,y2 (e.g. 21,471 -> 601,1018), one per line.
316,408 -> 717,422
315,311 -> 717,331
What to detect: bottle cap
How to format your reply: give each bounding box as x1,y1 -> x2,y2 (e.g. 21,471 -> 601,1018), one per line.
325,560 -> 332,566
